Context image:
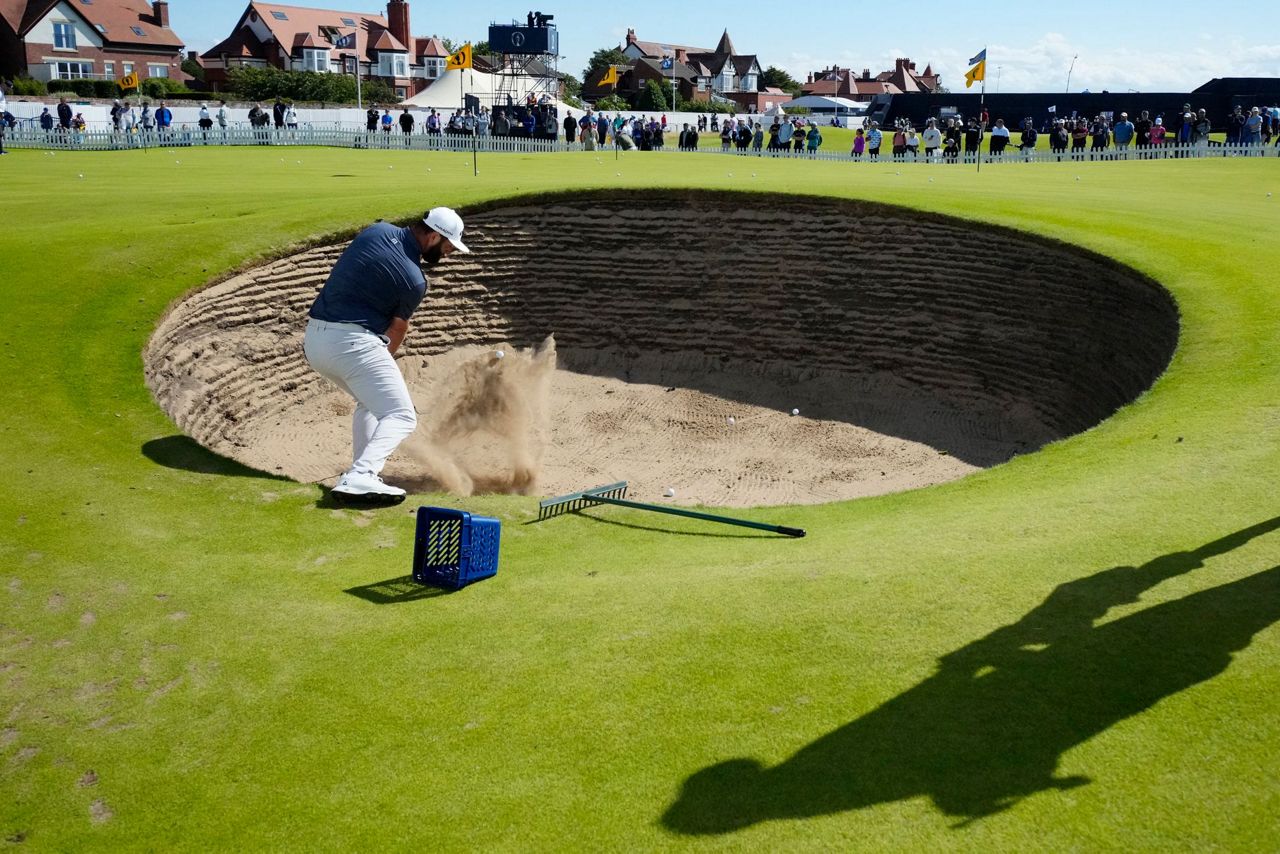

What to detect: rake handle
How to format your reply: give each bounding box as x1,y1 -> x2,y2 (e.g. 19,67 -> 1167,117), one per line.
582,495 -> 806,538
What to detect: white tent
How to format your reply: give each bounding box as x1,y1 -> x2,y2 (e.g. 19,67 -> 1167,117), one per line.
779,95 -> 870,117
402,67 -> 570,114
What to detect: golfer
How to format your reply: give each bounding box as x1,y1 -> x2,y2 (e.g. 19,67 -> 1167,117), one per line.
304,208 -> 470,498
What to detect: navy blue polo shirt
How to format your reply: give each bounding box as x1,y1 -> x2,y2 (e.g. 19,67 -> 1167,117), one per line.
309,222 -> 427,335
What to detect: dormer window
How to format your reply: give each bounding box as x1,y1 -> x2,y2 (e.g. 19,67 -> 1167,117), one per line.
271,10 -> 289,20
340,17 -> 356,26
131,25 -> 145,36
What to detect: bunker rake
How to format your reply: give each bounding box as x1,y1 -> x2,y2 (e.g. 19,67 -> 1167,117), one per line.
537,481 -> 806,538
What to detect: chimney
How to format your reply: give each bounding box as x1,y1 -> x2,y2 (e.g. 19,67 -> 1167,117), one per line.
861,68 -> 870,79
153,0 -> 169,28
387,0 -> 410,49
626,28 -> 636,46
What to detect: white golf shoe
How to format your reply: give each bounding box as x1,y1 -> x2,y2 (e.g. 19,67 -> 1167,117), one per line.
332,470 -> 406,498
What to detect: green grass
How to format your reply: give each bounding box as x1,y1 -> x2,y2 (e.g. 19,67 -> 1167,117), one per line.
2,145 -> 1279,850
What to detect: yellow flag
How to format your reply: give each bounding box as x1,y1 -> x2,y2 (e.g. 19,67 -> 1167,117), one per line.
599,65 -> 618,87
119,71 -> 139,90
446,43 -> 472,70
964,60 -> 986,89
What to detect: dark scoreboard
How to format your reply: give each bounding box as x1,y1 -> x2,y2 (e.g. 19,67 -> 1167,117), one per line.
488,24 -> 559,55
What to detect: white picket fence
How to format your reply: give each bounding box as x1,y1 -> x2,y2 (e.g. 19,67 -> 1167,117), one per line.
3,124 -> 1276,164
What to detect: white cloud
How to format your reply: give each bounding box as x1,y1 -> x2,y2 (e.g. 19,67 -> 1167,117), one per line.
778,33 -> 1280,94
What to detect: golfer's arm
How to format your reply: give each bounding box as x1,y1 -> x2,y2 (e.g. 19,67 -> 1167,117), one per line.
386,317 -> 408,354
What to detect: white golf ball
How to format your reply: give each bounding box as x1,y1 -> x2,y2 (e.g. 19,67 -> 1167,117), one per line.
791,408 -> 800,416
1268,192 -> 1273,198
388,165 -> 393,169
616,172 -> 622,176
928,177 -> 934,182
727,172 -> 734,178
727,416 -> 736,426
78,173 -> 84,179
494,349 -> 505,359
1075,176 -> 1081,181
174,160 -> 180,165
663,487 -> 675,498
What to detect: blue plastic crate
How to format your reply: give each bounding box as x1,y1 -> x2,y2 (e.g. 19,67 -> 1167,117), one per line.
412,507 -> 501,591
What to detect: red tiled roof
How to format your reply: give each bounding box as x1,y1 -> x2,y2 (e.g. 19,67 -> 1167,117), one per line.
415,35 -> 447,57
241,2 -> 389,61
368,27 -> 405,52
6,0 -> 183,48
628,37 -> 711,58
204,27 -> 267,59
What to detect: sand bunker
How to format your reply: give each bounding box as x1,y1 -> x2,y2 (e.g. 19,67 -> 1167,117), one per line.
145,190 -> 1178,507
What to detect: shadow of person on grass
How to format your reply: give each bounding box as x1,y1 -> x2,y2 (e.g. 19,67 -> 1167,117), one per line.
142,435 -> 290,481
662,516 -> 1280,834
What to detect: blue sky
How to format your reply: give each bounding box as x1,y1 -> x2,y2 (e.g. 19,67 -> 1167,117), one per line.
180,0 -> 1279,93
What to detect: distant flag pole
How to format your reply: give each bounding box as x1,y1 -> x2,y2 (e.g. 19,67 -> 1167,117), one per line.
965,48 -> 987,171
335,31 -> 360,112
446,43 -> 475,173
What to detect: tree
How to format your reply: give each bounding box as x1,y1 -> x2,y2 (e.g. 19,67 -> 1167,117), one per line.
761,65 -> 802,96
636,79 -> 670,112
583,47 -> 628,85
181,57 -> 206,82
594,94 -> 628,111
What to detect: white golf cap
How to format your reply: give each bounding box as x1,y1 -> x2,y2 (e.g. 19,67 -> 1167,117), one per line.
423,206 -> 470,253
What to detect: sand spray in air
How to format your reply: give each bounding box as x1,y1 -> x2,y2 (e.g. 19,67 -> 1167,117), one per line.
400,335 -> 556,496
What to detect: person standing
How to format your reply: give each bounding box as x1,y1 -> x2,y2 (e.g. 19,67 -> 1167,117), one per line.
110,99 -> 124,133
563,110 -> 575,144
1112,112 -> 1134,154
273,98 -> 286,132
216,100 -> 229,140
57,97 -> 72,133
922,119 -> 941,159
989,118 -> 1010,155
155,102 -> 172,142
304,208 -> 471,499
399,107 -> 414,147
366,105 -> 379,136
285,102 -> 298,133
866,122 -> 882,160
1134,111 -> 1153,149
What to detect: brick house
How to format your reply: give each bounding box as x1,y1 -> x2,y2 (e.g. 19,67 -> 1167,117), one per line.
0,0 -> 187,85
802,59 -> 942,98
588,28 -> 776,111
201,0 -> 449,100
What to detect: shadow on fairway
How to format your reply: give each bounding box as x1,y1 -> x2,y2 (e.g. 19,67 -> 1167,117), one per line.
344,575 -> 450,604
142,435 -> 290,480
662,516 -> 1280,834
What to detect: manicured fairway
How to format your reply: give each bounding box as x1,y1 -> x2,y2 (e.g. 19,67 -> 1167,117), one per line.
1,145 -> 1278,850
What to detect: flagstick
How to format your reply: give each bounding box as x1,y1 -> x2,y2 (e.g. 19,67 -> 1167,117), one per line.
470,68 -> 478,177
976,47 -> 987,174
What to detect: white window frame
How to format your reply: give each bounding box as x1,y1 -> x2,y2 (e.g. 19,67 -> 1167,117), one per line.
103,60 -> 114,76
123,61 -> 134,75
303,48 -> 329,72
425,57 -> 443,79
147,63 -> 168,78
53,21 -> 77,50
378,51 -> 407,77
54,60 -> 94,79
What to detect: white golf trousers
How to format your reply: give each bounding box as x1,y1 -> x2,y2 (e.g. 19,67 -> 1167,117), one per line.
303,319 -> 417,477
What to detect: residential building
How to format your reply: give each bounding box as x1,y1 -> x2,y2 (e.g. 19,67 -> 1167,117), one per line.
591,28 -> 776,112
0,0 -> 187,84
802,59 -> 943,98
201,0 -> 448,100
